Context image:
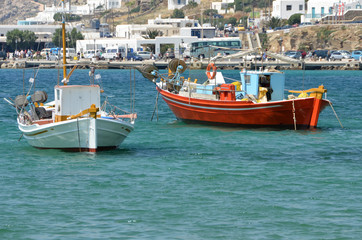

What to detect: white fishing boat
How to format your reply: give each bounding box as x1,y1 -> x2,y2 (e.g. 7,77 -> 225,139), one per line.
5,0 -> 136,152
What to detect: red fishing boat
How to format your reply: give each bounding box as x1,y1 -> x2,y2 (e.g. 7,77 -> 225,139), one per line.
139,59 -> 331,129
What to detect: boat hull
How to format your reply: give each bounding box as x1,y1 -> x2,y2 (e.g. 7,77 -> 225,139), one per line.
18,117 -> 134,152
157,87 -> 330,129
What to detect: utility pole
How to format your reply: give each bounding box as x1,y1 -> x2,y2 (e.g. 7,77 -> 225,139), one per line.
201,3 -> 204,40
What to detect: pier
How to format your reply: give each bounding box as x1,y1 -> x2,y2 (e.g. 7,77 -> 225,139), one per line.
1,58 -> 361,70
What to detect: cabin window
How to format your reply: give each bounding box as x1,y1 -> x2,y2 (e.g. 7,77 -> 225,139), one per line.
56,89 -> 60,101
245,75 -> 251,84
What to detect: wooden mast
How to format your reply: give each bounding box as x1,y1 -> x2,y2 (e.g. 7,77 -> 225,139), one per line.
61,0 -> 67,85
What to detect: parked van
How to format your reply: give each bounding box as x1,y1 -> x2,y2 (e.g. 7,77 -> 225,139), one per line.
84,49 -> 103,59
40,48 -> 51,57
103,46 -> 126,59
60,48 -> 76,58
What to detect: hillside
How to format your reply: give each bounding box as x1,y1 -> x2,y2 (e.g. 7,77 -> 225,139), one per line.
0,0 -> 86,24
267,25 -> 362,52
0,0 -> 360,52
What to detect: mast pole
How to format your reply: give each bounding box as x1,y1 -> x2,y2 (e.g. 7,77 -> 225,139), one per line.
61,0 -> 67,84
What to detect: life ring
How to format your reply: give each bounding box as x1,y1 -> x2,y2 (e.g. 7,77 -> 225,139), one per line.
206,63 -> 217,79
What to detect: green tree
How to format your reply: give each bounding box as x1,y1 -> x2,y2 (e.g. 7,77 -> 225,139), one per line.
267,17 -> 282,29
6,29 -> 37,51
226,17 -> 237,26
52,28 -> 84,48
125,0 -> 136,20
288,14 -> 302,25
234,0 -> 243,11
53,13 -> 81,22
187,0 -> 198,8
143,30 -> 163,53
317,27 -> 335,48
143,30 -> 163,39
171,9 -> 185,18
68,28 -> 84,48
203,9 -> 218,17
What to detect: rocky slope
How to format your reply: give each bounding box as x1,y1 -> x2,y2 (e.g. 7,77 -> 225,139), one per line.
0,0 -> 86,24
267,24 -> 362,52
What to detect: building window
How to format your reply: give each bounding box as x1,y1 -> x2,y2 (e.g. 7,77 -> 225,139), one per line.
299,4 -> 303,11
329,7 -> 333,14
321,7 -> 324,16
286,5 -> 292,11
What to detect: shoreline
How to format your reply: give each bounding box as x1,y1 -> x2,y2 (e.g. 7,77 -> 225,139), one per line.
1,58 -> 361,70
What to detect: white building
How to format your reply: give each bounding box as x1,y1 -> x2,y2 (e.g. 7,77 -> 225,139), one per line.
168,0 -> 201,10
116,24 -> 179,39
76,35 -> 199,58
148,15 -> 199,28
115,16 -> 203,39
88,0 -> 122,10
303,0 -> 362,22
211,0 -> 235,14
272,0 -> 305,19
23,0 -> 122,24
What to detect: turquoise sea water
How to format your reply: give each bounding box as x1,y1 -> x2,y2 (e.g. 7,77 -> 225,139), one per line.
0,69 -> 361,239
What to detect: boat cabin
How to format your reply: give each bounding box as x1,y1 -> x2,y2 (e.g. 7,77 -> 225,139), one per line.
240,70 -> 285,102
54,85 -> 100,122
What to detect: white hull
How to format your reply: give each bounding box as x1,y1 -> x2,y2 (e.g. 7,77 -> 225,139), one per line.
18,117 -> 134,152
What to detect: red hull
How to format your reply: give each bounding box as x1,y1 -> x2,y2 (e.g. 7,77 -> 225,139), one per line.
157,87 -> 330,129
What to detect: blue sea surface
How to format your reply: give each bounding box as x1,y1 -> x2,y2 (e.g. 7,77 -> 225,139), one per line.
0,69 -> 361,239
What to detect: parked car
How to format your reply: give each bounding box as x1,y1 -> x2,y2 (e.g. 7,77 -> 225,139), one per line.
330,51 -> 352,60
297,50 -> 307,58
48,54 -> 59,61
300,22 -> 312,27
244,52 -> 262,61
311,50 -> 329,59
0,51 -> 6,60
281,25 -> 293,29
164,51 -> 175,59
284,51 -> 302,59
137,51 -> 153,60
237,24 -> 245,32
351,50 -> 362,60
126,52 -> 143,61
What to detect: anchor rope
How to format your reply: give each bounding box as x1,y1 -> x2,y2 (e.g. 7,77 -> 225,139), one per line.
328,101 -> 343,128
292,100 -> 297,130
77,118 -> 81,152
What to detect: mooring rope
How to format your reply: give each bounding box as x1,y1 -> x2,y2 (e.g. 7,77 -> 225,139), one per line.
77,118 -> 81,152
151,91 -> 159,121
329,101 -> 343,128
292,100 -> 297,130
